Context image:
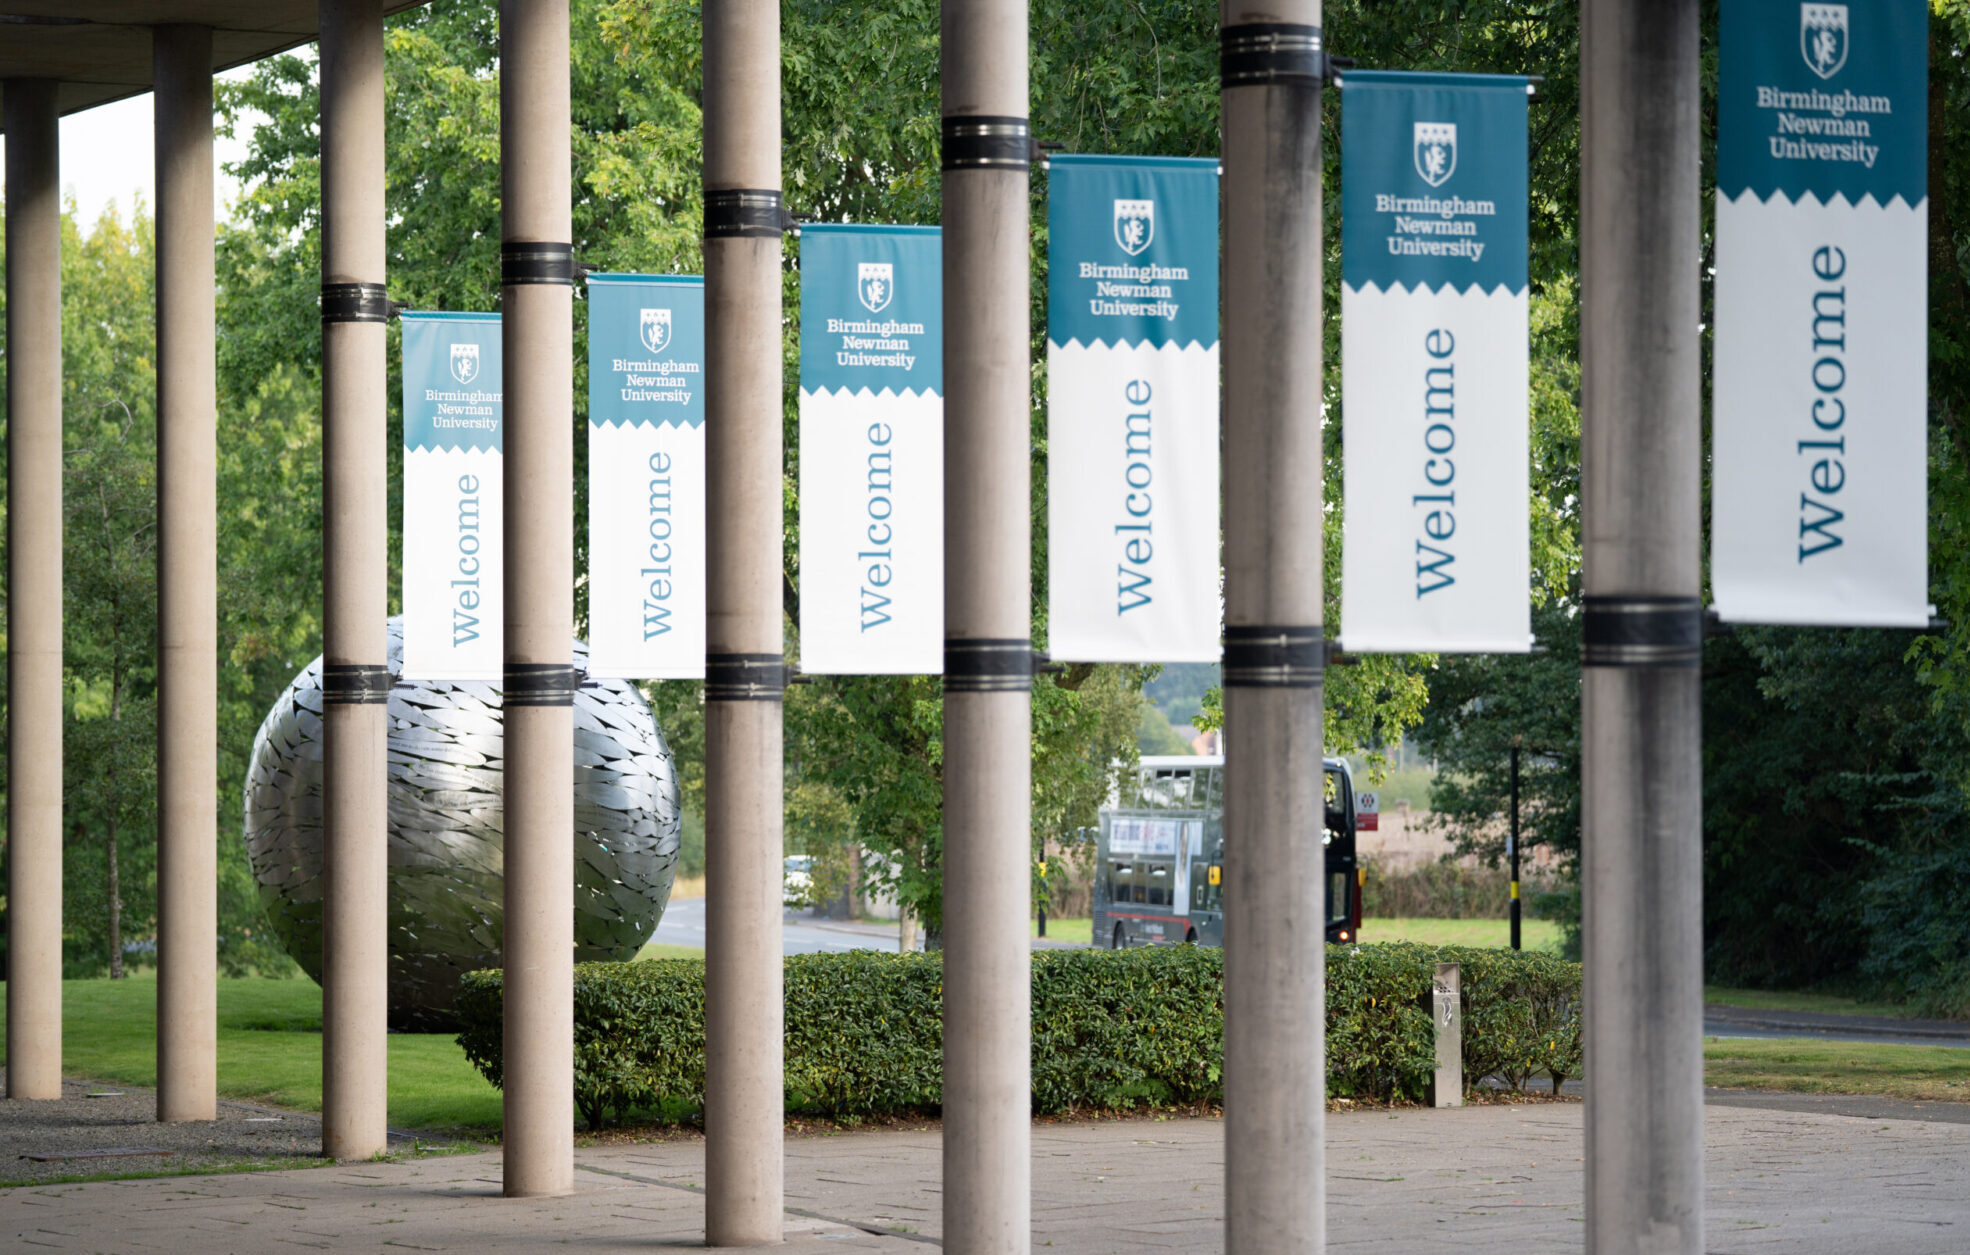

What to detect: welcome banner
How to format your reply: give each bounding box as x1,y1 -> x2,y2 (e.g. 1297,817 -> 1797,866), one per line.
1046,155 -> 1220,663
401,311 -> 503,680
1712,0 -> 1928,626
586,274 -> 706,677
797,225 -> 943,674
1338,71 -> 1531,654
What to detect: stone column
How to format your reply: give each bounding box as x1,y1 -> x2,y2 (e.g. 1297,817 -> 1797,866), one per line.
1580,2 -> 1705,1251
318,0 -> 391,1162
498,0 -> 576,1198
3,75 -> 63,1103
701,0 -> 785,1243
154,23 -> 219,1125
1219,4 -> 1327,1250
940,2 -> 1032,1251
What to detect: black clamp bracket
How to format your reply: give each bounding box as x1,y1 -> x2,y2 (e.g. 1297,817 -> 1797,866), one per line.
944,638 -> 1034,693
942,116 -> 1041,172
502,242 -> 575,287
323,663 -> 392,705
704,189 -> 798,239
321,282 -> 390,324
706,653 -> 787,701
1221,23 -> 1330,88
1222,625 -> 1325,688
1582,596 -> 1703,668
504,662 -> 578,706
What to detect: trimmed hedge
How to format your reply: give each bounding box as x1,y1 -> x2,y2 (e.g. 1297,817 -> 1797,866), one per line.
456,943 -> 1580,1129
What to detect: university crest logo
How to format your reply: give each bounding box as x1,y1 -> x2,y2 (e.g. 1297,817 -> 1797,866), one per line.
858,262 -> 894,314
1801,4 -> 1848,80
1113,199 -> 1154,257
449,342 -> 480,385
1413,122 -> 1457,188
640,307 -> 672,355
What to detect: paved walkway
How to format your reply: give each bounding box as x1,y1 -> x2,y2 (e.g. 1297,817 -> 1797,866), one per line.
6,1099 -> 1966,1252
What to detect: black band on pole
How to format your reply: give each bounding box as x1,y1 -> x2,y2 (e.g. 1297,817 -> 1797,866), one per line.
500,242 -> 575,286
321,282 -> 389,324
941,116 -> 1033,172
944,639 -> 1033,693
1220,23 -> 1326,87
503,662 -> 578,706
705,653 -> 786,701
1581,596 -> 1704,668
1222,625 -> 1324,688
704,189 -> 793,239
322,663 -> 392,705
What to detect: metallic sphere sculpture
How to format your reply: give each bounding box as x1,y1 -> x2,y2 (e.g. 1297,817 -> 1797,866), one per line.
243,618 -> 682,1029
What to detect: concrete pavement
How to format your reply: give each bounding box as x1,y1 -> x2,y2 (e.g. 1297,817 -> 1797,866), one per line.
6,1099 -> 1967,1252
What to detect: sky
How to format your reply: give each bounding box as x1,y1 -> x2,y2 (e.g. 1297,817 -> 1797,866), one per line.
0,69 -> 257,230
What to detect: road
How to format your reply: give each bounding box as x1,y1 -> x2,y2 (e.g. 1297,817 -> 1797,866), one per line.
651,895 -> 900,956
1703,1002 -> 1970,1050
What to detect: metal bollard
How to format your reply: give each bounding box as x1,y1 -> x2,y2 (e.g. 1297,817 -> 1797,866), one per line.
1428,962 -> 1463,1108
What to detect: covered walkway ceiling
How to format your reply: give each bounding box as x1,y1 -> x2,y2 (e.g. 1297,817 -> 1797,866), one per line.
0,2 -> 430,125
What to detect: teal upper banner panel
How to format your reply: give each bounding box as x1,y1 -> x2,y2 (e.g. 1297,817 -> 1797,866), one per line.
1340,70 -> 1529,296
402,311 -> 502,453
799,225 -> 942,395
587,274 -> 705,429
1718,0 -> 1926,205
1047,154 -> 1218,350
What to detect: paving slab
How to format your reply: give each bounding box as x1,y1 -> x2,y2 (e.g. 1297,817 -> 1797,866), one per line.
5,1099 -> 1967,1252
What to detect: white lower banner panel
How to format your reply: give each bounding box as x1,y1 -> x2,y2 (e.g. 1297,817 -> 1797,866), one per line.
1340,284 -> 1529,653
798,387 -> 943,673
1047,340 -> 1220,662
588,420 -> 706,676
1711,192 -> 1929,626
402,446 -> 503,680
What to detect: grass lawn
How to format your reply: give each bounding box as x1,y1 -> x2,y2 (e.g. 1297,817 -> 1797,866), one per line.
1360,917 -> 1564,951
1030,916 -> 1563,953
1704,1036 -> 1970,1104
0,973 -> 502,1134
1031,916 -> 1093,945
1703,984 -> 1917,1019
634,942 -> 710,961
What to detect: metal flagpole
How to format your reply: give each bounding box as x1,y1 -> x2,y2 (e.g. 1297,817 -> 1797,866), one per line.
1220,3 -> 1328,1250
1580,0 -> 1705,1250
940,0 -> 1034,1249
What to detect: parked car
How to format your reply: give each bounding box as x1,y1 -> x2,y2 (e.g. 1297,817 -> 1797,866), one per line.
782,855 -> 814,909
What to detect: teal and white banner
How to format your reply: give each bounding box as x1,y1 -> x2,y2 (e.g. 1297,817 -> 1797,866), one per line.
1046,155 -> 1220,663
586,274 -> 706,677
797,225 -> 943,673
401,311 -> 502,680
1338,71 -> 1531,654
1712,0 -> 1929,626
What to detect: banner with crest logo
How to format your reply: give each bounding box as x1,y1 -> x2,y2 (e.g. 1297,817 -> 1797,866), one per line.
797,225 -> 943,673
401,311 -> 503,680
1712,0 -> 1928,626
586,275 -> 706,677
1046,155 -> 1220,663
1338,71 -> 1531,654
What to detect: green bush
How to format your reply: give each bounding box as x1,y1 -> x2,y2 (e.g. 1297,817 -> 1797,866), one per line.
456,943 -> 1581,1128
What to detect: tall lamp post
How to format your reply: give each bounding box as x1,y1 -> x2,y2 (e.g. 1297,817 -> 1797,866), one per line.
1509,736 -> 1521,952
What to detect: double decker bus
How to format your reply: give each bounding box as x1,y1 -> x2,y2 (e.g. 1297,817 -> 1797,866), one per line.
1090,755 -> 1361,948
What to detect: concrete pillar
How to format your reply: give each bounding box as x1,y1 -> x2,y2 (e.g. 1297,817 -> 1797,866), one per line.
1218,3 -> 1327,1250
1579,2 -> 1704,1252
3,76 -> 63,1103
497,0 -> 576,1199
153,23 -> 219,1125
940,2 -> 1031,1251
701,0 -> 785,1243
318,0 -> 391,1162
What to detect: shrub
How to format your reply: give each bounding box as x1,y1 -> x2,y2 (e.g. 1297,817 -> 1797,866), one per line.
456,943 -> 1581,1128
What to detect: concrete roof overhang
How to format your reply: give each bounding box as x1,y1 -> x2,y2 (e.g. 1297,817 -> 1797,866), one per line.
0,2 -> 432,131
